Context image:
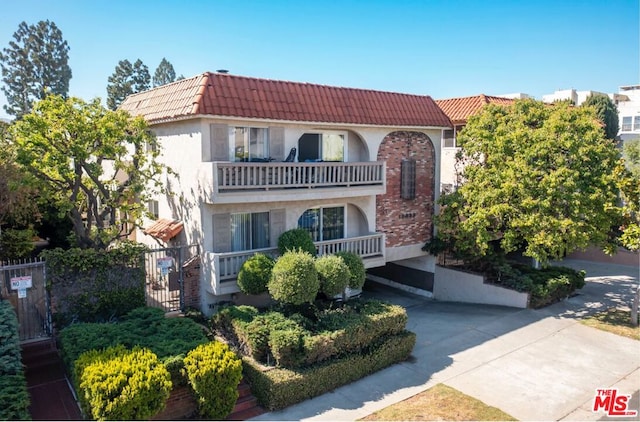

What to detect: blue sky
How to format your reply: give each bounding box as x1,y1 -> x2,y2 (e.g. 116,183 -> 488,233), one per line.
0,0 -> 638,119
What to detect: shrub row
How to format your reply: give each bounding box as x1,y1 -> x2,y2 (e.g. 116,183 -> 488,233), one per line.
42,243 -> 148,327
73,341 -> 242,421
59,307 -> 208,382
242,330 -> 416,410
213,300 -> 408,368
0,300 -> 30,420
492,264 -> 586,308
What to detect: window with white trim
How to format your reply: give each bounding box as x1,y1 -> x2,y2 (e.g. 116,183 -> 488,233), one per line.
634,116 -> 640,131
622,116 -> 632,132
298,206 -> 344,241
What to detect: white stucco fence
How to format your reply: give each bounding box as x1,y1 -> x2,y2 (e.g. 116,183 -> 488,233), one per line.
433,265 -> 530,308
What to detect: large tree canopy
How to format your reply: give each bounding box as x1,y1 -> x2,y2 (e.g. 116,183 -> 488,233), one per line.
581,93 -> 619,140
106,59 -> 150,110
153,58 -> 176,87
11,95 -> 168,249
0,20 -> 72,118
432,99 -> 633,265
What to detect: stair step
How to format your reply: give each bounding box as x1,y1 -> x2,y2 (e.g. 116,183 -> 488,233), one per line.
237,382 -> 252,398
226,404 -> 265,421
232,395 -> 258,413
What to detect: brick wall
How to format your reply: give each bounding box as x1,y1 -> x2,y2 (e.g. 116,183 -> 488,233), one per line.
152,385 -> 197,420
182,256 -> 201,310
376,131 -> 435,248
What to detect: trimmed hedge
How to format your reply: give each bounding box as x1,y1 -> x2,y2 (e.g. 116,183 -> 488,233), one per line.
0,300 -> 30,420
59,306 -> 208,381
242,330 -> 416,410
315,255 -> 350,298
237,253 -> 275,295
213,300 -> 409,369
277,228 -> 316,256
183,342 -> 243,420
75,345 -> 172,420
269,251 -> 319,305
42,243 -> 148,327
335,251 -> 366,290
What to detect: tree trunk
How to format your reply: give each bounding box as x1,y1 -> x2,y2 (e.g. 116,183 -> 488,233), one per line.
631,286 -> 639,327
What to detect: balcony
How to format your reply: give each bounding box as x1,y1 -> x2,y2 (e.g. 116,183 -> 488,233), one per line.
204,233 -> 386,295
208,161 -> 386,203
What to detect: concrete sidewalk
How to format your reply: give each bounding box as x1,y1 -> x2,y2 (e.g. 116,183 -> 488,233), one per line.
251,259 -> 640,421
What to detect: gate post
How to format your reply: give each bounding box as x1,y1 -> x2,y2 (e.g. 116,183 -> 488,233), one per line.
178,246 -> 185,312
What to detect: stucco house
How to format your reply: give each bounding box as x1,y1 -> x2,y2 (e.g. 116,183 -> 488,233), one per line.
119,71 -> 451,312
435,94 -> 514,192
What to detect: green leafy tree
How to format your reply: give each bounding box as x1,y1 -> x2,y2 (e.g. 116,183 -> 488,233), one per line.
0,20 -> 72,118
623,138 -> 640,178
581,93 -> 619,140
106,58 -> 150,110
153,58 -> 176,87
433,99 -> 630,265
11,95 -> 168,249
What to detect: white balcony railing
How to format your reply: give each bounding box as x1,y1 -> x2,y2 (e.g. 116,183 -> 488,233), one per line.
213,161 -> 385,193
211,233 -> 385,283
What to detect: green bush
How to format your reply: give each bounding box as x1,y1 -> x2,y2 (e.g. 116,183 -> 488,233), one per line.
183,342 -> 243,420
76,345 -> 172,421
0,301 -> 30,420
277,228 -> 316,256
335,251 -> 366,290
315,255 -> 350,298
0,227 -> 35,260
59,306 -> 208,375
243,330 -> 416,410
496,264 -> 586,308
42,243 -> 148,327
216,300 -> 408,369
238,253 -> 275,295
269,251 -> 319,305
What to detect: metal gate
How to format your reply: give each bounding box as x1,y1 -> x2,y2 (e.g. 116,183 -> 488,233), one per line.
0,259 -> 51,342
144,245 -> 199,313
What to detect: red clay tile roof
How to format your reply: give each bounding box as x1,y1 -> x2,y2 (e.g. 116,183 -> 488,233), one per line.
119,72 -> 452,128
435,94 -> 515,125
143,218 -> 183,243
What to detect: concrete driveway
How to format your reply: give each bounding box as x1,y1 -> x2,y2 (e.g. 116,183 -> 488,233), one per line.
252,260 -> 639,421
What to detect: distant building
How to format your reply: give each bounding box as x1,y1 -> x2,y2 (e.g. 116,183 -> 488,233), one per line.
541,88 -> 608,106
615,85 -> 640,144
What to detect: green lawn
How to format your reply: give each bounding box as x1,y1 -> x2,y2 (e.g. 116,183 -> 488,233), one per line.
360,383 -> 516,421
580,308 -> 640,341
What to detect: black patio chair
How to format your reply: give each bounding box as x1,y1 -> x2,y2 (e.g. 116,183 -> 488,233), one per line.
284,147 -> 297,162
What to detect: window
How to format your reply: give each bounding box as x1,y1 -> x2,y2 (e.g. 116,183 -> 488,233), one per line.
401,158 -> 416,199
232,127 -> 269,162
443,129 -> 455,148
298,133 -> 345,162
148,200 -> 159,219
443,125 -> 464,148
298,206 -> 344,241
622,116 -> 632,132
634,116 -> 640,131
230,212 -> 270,251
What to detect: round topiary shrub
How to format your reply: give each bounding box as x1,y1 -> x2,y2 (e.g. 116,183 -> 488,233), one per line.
76,345 -> 172,421
237,253 -> 275,295
183,341 -> 243,420
277,228 -> 316,256
335,251 -> 366,290
269,250 -> 319,305
315,255 -> 350,298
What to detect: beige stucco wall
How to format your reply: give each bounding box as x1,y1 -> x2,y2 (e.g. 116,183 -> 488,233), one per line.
433,265 -> 529,308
